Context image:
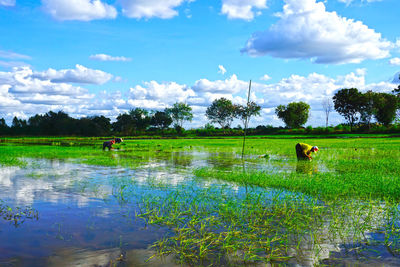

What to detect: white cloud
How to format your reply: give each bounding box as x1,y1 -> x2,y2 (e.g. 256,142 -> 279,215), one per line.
218,65 -> 227,75
1,66 -> 398,128
0,67 -> 95,123
42,0 -> 117,21
129,81 -> 196,108
0,50 -> 31,60
241,0 -> 393,64
32,64 -> 113,85
89,54 -> 131,62
0,0 -> 15,6
338,0 -> 382,5
192,74 -> 249,95
389,57 -> 400,66
260,74 -> 271,81
120,0 -> 191,19
221,0 -> 267,20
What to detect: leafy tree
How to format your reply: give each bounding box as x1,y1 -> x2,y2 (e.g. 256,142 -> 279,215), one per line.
89,115 -> 111,136
359,91 -> 375,131
11,116 -> 28,135
234,101 -> 261,128
129,108 -> 151,132
333,88 -> 363,131
373,93 -> 397,125
206,98 -> 236,129
165,102 -> 193,128
393,78 -> 400,122
113,108 -> 151,135
112,113 -> 133,135
150,111 -> 172,130
275,102 -> 310,128
0,118 -> 9,135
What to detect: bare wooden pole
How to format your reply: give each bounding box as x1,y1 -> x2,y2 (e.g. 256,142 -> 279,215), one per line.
241,80 -> 252,160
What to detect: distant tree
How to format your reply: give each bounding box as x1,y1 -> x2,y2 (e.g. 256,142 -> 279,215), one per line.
77,116 -> 111,136
150,111 -> 172,130
112,113 -> 133,135
322,98 -> 333,127
275,102 -> 310,128
165,102 -> 193,128
89,115 -> 111,136
393,78 -> 400,122
0,118 -> 9,135
333,88 -> 363,131
234,101 -> 261,129
373,93 -> 397,125
11,116 -> 28,135
129,108 -> 151,132
359,91 -> 375,131
206,98 -> 236,129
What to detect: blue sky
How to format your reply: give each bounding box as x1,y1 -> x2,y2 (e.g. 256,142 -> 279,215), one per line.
0,0 -> 399,128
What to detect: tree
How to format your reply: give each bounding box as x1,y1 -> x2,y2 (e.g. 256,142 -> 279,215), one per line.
359,91 -> 375,131
234,101 -> 261,128
322,98 -> 332,127
206,98 -> 236,129
333,88 -> 363,131
0,118 -> 9,135
373,93 -> 397,125
129,108 -> 151,132
393,79 -> 400,122
275,102 -> 310,128
150,111 -> 172,130
112,113 -> 133,135
165,102 -> 193,128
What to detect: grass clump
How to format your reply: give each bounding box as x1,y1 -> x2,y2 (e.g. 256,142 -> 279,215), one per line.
137,185 -> 400,266
0,200 -> 39,227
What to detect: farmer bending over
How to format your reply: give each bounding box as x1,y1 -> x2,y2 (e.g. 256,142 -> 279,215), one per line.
295,143 -> 318,160
103,138 -> 123,150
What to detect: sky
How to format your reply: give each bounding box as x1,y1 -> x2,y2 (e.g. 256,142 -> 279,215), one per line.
0,0 -> 399,128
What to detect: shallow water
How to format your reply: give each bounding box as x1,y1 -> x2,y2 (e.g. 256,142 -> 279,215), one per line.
0,147 -> 398,266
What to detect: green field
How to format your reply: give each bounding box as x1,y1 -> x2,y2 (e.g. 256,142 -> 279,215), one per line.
1,136 -> 400,266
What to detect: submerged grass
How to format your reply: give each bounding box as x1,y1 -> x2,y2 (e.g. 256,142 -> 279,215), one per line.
1,136 -> 400,265
137,185 -> 400,266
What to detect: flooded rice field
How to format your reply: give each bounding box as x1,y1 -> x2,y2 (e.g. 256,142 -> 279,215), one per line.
1,139 -> 400,266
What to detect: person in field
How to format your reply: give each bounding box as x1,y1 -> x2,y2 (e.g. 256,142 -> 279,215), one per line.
295,143 -> 318,160
103,138 -> 123,150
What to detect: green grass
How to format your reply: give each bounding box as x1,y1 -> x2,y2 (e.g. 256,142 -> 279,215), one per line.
1,136 -> 400,265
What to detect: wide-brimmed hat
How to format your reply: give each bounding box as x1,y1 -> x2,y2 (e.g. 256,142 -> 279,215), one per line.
312,146 -> 319,152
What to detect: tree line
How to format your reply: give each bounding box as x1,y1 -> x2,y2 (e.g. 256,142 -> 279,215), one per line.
1,82 -> 399,136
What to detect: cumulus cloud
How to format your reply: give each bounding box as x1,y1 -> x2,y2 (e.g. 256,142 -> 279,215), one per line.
32,64 -> 113,85
89,54 -> 131,62
218,65 -> 227,75
129,80 -> 196,108
389,58 -> 400,66
0,0 -> 15,6
260,74 -> 271,81
241,0 -> 393,64
0,67 -> 95,122
120,0 -> 191,19
42,0 -> 117,21
1,65 -> 399,127
192,75 -> 248,95
221,0 -> 267,20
